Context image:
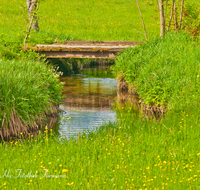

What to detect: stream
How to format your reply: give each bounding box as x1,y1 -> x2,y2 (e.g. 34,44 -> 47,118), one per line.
57,64 -> 118,139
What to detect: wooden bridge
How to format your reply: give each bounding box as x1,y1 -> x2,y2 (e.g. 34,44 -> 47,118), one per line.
31,41 -> 143,59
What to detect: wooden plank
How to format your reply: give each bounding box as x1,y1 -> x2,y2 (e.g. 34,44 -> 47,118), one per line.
37,45 -> 129,52
38,50 -> 117,58
63,41 -> 143,46
31,41 -> 144,58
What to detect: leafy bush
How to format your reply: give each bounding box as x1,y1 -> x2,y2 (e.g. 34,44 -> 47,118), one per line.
112,32 -> 200,110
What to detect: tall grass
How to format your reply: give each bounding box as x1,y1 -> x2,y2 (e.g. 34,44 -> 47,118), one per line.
0,58 -> 63,133
112,31 -> 200,111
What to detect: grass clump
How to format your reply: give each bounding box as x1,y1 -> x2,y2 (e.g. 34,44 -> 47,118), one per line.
0,58 -> 63,139
112,31 -> 200,111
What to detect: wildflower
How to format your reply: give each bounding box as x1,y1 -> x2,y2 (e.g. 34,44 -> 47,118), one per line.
62,169 -> 68,173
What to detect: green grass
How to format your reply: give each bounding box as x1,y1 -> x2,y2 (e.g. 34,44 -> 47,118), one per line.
0,0 -> 199,45
0,105 -> 200,189
1,0 -> 200,189
0,57 -> 63,130
0,0 -> 159,44
112,31 -> 200,111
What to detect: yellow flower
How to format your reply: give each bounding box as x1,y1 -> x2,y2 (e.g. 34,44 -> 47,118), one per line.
62,169 -> 68,173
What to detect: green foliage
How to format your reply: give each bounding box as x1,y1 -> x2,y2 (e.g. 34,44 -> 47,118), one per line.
112,32 -> 200,110
182,2 -> 200,38
0,59 -> 63,126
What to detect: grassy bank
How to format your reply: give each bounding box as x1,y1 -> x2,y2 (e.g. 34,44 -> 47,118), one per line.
0,57 -> 63,140
112,31 -> 200,112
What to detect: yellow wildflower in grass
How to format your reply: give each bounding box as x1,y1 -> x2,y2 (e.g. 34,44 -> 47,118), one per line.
62,169 -> 68,173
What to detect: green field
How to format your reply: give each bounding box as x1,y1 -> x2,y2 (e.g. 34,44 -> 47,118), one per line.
1,0 -> 160,43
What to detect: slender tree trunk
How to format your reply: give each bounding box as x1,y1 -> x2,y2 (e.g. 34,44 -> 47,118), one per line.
167,0 -> 175,31
174,1 -> 177,30
179,0 -> 184,30
135,0 -> 148,40
27,0 -> 39,32
159,0 -> 165,36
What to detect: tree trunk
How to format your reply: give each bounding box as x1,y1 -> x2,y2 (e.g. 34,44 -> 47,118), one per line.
27,0 -> 39,32
159,0 -> 165,36
179,0 -> 184,30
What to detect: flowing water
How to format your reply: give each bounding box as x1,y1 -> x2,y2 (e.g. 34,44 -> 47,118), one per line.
57,65 -> 118,139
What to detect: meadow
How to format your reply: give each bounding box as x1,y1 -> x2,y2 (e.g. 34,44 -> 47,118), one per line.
1,0 -> 200,189
0,104 -> 200,189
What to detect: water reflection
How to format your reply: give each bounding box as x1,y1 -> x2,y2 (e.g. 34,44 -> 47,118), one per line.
58,66 -> 117,139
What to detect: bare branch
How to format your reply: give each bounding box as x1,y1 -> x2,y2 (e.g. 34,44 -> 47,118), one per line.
27,0 -> 39,32
164,0 -> 168,22
174,1 -> 177,30
135,0 -> 148,40
167,0 -> 175,31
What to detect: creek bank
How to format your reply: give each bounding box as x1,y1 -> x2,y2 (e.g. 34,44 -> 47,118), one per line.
117,76 -> 165,117
112,32 -> 200,115
0,59 -> 63,141
0,104 -> 59,141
